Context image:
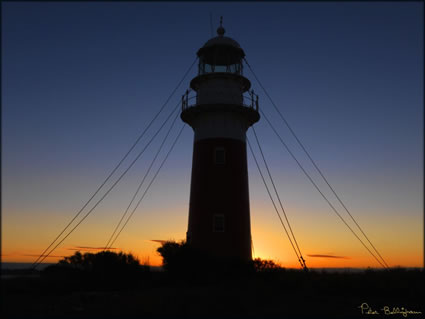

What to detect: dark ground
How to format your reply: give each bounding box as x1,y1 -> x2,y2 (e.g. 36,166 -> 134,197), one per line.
1,267 -> 424,319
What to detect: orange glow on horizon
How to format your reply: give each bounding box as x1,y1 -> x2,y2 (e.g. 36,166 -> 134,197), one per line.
2,242 -> 423,269
2,205 -> 423,269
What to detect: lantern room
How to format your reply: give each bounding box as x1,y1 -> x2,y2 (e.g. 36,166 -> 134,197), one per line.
196,19 -> 245,76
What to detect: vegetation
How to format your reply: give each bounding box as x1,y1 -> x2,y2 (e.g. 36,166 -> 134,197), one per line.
156,240 -> 192,273
57,250 -> 141,271
252,257 -> 282,271
42,250 -> 149,290
156,240 -> 260,281
156,240 -> 282,276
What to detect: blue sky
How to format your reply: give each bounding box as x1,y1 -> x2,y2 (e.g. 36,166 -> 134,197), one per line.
2,2 -> 423,267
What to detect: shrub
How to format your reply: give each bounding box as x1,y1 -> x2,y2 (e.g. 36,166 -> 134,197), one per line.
43,250 -> 149,289
252,258 -> 282,272
157,241 -> 284,281
156,240 -> 198,274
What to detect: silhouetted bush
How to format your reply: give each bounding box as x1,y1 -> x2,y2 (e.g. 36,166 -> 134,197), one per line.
252,258 -> 282,272
43,250 -> 149,290
157,241 -> 284,281
157,240 -> 204,278
156,240 -> 187,272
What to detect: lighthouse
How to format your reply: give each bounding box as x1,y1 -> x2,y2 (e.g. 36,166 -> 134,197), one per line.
181,19 -> 259,262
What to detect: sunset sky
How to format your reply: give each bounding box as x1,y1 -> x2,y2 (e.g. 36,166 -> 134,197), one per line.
2,2 -> 423,268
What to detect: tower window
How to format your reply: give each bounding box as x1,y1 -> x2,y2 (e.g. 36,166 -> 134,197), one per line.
214,147 -> 225,165
213,214 -> 225,232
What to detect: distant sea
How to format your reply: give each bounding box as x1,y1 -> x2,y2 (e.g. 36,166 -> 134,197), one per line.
1,262 -> 163,274
2,262 -> 54,270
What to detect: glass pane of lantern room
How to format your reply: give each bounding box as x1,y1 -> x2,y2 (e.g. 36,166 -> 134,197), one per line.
215,65 -> 227,73
204,64 -> 214,73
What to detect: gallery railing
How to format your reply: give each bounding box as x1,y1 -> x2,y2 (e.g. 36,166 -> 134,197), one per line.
182,89 -> 259,112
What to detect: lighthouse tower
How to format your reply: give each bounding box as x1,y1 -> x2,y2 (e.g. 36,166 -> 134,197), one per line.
181,19 -> 259,262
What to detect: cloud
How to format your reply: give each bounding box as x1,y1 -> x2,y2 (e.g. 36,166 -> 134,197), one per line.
149,240 -> 167,244
21,254 -> 67,258
66,246 -> 117,251
307,254 -> 350,259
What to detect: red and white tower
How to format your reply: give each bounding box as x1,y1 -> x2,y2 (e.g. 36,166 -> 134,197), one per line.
181,20 -> 259,262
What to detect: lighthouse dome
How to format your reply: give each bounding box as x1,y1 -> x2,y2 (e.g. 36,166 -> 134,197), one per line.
202,35 -> 241,49
197,18 -> 245,60
197,34 -> 245,62
202,18 -> 242,49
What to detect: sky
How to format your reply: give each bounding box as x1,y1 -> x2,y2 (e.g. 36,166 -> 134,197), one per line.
2,2 -> 423,268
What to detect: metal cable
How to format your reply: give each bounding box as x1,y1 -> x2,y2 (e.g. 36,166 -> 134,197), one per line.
31,57 -> 198,268
259,109 -> 387,269
244,57 -> 388,269
105,108 -> 180,249
109,124 -> 186,248
247,137 -> 304,268
32,102 -> 182,269
251,126 -> 307,269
